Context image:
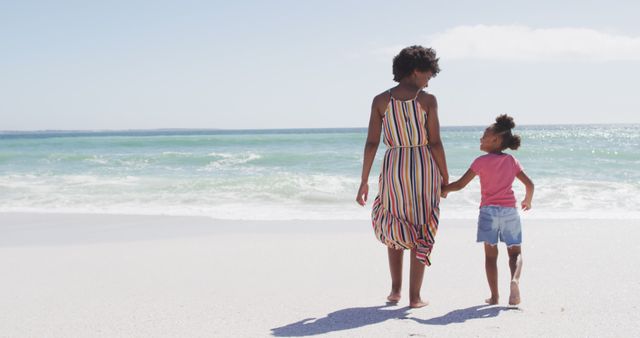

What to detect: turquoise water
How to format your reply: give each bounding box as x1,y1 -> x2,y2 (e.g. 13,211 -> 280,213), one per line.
1,125 -> 638,219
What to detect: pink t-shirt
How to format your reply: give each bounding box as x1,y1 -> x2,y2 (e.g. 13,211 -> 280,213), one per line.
470,153 -> 523,208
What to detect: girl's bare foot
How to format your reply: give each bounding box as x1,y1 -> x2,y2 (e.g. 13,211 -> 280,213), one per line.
485,296 -> 499,305
409,298 -> 429,308
387,291 -> 401,303
509,281 -> 521,305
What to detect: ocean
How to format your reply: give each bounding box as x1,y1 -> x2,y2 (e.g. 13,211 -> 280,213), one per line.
1,125 -> 638,220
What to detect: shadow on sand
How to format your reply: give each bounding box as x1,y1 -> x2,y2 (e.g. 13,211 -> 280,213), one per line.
271,303 -> 516,336
271,304 -> 409,337
409,304 -> 517,325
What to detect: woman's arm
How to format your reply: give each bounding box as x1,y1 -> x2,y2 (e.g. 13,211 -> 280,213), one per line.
516,171 -> 534,210
422,93 -> 449,185
356,96 -> 384,206
443,169 -> 476,193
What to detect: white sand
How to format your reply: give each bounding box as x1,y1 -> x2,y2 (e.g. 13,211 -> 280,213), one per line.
1,213 -> 639,337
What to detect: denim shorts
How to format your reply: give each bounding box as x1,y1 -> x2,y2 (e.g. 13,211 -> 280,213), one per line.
477,206 -> 522,246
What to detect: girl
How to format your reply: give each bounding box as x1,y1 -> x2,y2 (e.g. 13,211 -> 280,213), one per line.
356,46 -> 448,308
443,114 -> 534,306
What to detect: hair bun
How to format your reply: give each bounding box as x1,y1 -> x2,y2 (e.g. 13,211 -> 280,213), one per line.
495,114 -> 515,131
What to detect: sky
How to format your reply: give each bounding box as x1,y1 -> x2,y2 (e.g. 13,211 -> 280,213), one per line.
2,0 -> 640,130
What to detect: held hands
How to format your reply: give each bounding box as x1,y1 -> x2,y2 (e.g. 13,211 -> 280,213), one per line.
356,182 -> 369,206
440,184 -> 448,198
521,199 -> 532,211
440,178 -> 449,198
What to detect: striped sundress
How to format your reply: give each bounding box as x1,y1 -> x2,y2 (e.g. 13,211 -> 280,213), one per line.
371,90 -> 442,266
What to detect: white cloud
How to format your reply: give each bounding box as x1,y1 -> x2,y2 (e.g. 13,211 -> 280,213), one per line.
428,25 -> 640,61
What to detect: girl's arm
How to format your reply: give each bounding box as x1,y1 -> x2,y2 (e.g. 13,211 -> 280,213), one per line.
443,169 -> 476,193
356,95 -> 384,206
422,93 -> 449,185
516,171 -> 534,210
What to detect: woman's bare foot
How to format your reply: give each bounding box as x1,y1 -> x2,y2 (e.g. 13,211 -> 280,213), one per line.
387,291 -> 401,303
509,281 -> 521,305
485,296 -> 499,305
409,298 -> 429,308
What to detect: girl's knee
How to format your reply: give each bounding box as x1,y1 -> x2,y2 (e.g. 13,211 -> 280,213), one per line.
484,243 -> 499,258
507,245 -> 522,258
485,256 -> 498,264
485,251 -> 499,260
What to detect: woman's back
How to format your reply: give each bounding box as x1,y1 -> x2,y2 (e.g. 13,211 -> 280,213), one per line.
382,90 -> 430,148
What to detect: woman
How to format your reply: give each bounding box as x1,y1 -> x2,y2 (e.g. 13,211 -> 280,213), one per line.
356,45 -> 449,308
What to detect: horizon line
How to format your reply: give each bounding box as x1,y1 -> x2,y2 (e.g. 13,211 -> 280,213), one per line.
1,122 -> 638,133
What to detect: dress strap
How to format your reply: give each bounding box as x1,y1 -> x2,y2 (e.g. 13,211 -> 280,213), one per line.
388,88 -> 422,101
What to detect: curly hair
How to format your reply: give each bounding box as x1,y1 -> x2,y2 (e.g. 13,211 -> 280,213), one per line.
490,114 -> 521,151
392,45 -> 441,82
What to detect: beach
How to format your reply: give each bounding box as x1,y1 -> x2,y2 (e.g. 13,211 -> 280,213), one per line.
1,126 -> 638,336
4,0 -> 640,335
1,212 -> 638,337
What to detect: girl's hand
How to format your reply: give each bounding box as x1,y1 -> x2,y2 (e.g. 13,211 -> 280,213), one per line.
521,199 -> 532,211
356,182 -> 369,206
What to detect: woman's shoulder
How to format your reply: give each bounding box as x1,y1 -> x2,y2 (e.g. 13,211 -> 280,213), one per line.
417,90 -> 436,99
370,90 -> 392,117
373,90 -> 391,103
417,91 -> 437,108
372,90 -> 393,110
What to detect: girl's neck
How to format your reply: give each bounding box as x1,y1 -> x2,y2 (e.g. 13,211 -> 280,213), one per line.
487,150 -> 504,155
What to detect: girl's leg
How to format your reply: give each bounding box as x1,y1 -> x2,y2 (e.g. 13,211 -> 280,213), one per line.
484,243 -> 499,304
409,248 -> 428,308
507,245 -> 523,305
387,247 -> 403,303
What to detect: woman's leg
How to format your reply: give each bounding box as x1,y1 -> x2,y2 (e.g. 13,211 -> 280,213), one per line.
484,243 -> 499,304
507,245 -> 522,305
387,247 -> 403,302
409,248 -> 428,308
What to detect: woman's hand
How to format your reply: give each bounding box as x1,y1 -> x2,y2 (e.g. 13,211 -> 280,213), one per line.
521,198 -> 532,211
356,182 -> 369,206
